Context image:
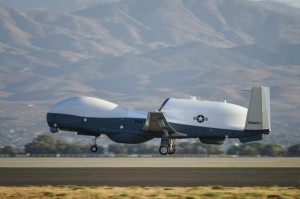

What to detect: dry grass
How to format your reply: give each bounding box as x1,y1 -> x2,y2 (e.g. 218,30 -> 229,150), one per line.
0,186 -> 299,199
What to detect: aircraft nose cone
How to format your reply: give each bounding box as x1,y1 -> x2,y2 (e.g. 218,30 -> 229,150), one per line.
47,97 -> 77,133
46,112 -> 55,126
47,112 -> 59,133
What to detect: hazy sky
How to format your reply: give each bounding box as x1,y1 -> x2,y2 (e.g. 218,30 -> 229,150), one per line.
258,0 -> 300,7
280,0 -> 300,7
0,0 -> 300,11
277,0 -> 300,7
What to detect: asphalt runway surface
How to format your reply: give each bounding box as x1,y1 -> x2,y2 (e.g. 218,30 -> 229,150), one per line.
1,157 -> 299,167
0,158 -> 299,186
0,167 -> 299,187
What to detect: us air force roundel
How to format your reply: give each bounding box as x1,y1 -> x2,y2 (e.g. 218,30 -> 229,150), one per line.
197,115 -> 205,123
193,115 -> 208,123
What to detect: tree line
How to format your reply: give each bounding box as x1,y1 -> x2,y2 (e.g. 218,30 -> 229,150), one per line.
0,134 -> 299,157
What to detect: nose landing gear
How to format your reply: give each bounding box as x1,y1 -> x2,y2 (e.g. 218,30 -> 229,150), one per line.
50,127 -> 59,133
90,135 -> 100,153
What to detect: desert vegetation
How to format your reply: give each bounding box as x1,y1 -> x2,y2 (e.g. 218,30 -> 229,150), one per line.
0,186 -> 299,199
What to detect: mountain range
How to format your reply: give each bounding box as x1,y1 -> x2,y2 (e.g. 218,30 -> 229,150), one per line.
0,0 -> 299,147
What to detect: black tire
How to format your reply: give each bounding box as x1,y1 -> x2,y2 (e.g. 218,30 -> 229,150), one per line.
168,147 -> 176,155
159,146 -> 169,155
91,145 -> 98,153
50,127 -> 59,133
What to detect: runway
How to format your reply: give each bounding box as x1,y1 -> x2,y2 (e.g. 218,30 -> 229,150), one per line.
1,157 -> 299,167
0,158 -> 299,186
0,167 -> 299,187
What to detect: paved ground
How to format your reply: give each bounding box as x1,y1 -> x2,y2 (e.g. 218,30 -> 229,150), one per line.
0,158 -> 299,186
0,157 -> 300,167
0,167 -> 299,186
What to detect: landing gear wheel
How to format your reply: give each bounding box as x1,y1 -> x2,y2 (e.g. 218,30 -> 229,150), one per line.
50,127 -> 59,133
91,145 -> 98,153
168,147 -> 176,155
159,146 -> 169,155
90,135 -> 100,153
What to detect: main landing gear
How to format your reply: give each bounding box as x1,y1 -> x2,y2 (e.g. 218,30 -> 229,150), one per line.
159,138 -> 176,155
90,135 -> 100,153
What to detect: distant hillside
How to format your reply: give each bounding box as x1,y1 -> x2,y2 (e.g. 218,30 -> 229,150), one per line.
0,0 -> 117,12
75,0 -> 300,46
0,0 -> 299,147
258,1 -> 300,15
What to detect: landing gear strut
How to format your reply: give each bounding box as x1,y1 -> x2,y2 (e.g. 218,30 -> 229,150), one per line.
90,135 -> 99,153
159,138 -> 176,155
168,139 -> 176,155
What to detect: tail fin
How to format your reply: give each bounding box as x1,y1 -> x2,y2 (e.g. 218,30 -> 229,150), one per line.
245,86 -> 271,133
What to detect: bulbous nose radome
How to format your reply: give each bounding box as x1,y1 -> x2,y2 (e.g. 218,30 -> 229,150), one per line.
46,97 -> 77,133
48,97 -> 77,115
